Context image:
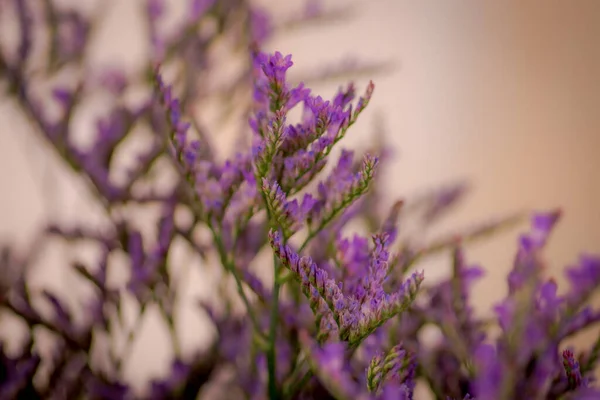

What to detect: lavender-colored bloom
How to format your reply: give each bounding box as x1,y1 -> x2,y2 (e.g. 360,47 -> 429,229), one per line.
563,349 -> 584,390
52,87 -> 73,108
366,343 -> 412,394
363,234 -> 391,299
307,153 -> 379,232
572,388 -> 600,400
472,344 -> 502,400
507,210 -> 560,293
189,0 -> 215,21
270,230 -> 345,321
155,71 -> 200,177
252,51 -> 302,114
250,7 -> 273,44
378,383 -> 412,400
564,255 -> 600,308
270,230 -> 423,346
301,334 -> 361,399
422,182 -> 469,225
262,52 -> 293,91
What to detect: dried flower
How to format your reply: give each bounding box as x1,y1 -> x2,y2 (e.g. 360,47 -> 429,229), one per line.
1,2 -> 598,400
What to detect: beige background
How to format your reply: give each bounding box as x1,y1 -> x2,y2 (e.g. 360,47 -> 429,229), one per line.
1,0 -> 599,395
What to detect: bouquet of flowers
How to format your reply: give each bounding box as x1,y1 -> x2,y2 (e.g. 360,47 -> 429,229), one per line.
1,1 -> 598,399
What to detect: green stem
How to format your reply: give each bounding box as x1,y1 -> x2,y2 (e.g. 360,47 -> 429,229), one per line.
261,180 -> 282,399
283,358 -> 311,398
267,253 -> 282,399
210,228 -> 263,334
165,313 -> 181,357
113,304 -> 147,372
582,333 -> 600,374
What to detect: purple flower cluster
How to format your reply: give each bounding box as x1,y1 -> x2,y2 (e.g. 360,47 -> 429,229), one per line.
1,1 -> 599,399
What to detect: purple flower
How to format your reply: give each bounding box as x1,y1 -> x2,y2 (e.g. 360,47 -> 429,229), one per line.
473,344 -> 502,400
262,52 -> 293,89
366,343 -> 414,395
565,255 -> 600,307
189,0 -> 215,20
563,349 -> 584,390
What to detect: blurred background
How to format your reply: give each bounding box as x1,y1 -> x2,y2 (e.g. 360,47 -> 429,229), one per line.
1,0 -> 599,393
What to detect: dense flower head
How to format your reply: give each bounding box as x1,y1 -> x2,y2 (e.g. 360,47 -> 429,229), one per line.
563,349 -> 585,390
1,2 -> 600,399
262,52 -> 293,89
462,211 -> 600,400
269,229 -> 423,346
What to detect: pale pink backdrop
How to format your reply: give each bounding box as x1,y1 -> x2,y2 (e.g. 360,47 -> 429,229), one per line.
1,0 -> 599,397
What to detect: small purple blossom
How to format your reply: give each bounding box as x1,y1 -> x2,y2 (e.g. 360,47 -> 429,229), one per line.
563,349 -> 584,390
